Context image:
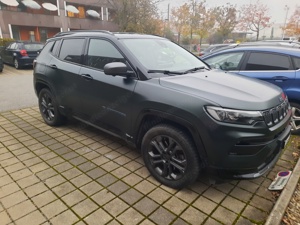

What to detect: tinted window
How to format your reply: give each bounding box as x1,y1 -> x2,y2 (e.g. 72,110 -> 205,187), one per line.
38,41 -> 54,58
10,43 -> 17,49
245,52 -> 290,70
59,39 -> 85,64
51,40 -> 60,56
86,39 -> 124,70
24,43 -> 44,51
205,52 -> 244,71
292,57 -> 300,70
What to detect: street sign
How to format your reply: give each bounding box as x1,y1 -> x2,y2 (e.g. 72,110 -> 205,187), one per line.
268,171 -> 292,191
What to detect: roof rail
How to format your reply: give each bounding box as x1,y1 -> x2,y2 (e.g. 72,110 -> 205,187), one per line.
53,30 -> 113,37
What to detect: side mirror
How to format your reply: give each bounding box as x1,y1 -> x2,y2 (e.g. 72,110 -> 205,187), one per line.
104,62 -> 135,77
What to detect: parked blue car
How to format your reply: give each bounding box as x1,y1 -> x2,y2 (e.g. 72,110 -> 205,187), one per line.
202,45 -> 300,134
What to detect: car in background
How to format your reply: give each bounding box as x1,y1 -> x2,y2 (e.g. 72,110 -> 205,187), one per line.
200,42 -> 300,59
199,43 -> 232,56
202,45 -> 300,134
0,54 -> 3,72
0,41 -> 44,69
260,40 -> 300,48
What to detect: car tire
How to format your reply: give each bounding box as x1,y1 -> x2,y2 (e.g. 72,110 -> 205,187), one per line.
38,88 -> 65,126
141,124 -> 201,189
14,58 -> 20,69
290,102 -> 300,134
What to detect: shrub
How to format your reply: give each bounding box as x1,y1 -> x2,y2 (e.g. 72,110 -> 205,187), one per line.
0,38 -> 14,47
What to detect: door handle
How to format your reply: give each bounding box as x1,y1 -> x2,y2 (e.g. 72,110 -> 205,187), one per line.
81,74 -> 93,81
48,64 -> 57,69
272,76 -> 288,82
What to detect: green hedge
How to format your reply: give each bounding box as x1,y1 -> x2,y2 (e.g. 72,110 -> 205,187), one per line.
0,38 -> 14,47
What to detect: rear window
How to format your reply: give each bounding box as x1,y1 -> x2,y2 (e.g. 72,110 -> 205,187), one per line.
24,44 -> 44,51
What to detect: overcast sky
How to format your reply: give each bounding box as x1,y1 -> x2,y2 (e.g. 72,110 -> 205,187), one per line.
158,0 -> 299,24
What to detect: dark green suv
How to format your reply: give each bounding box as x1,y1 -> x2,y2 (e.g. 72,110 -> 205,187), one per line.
33,30 -> 291,189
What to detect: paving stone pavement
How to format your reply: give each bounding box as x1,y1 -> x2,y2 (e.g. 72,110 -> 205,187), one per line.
0,107 -> 297,225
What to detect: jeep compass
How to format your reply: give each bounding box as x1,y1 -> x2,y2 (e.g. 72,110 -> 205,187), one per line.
33,31 -> 291,189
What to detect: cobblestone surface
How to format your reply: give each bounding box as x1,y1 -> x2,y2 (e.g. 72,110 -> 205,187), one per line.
0,107 -> 297,224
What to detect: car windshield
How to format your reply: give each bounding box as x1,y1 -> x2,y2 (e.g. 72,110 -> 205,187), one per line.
24,43 -> 44,51
121,38 -> 208,74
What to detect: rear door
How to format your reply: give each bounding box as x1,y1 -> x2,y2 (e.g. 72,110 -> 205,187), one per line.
46,38 -> 85,111
239,51 -> 295,91
2,43 -> 16,64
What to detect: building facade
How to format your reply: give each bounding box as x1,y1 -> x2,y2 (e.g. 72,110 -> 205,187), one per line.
0,0 -> 118,42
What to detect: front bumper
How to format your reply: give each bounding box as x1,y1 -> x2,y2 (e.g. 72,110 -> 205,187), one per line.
218,124 -> 291,179
200,108 -> 292,180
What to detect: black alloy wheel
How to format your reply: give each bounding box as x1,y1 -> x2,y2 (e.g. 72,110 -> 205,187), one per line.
142,124 -> 201,189
38,88 -> 64,126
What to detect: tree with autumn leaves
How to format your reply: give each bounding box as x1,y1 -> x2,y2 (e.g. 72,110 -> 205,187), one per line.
238,0 -> 272,41
110,0 -> 278,43
285,6 -> 300,39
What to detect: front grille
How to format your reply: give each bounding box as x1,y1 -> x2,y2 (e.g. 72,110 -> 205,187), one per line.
262,98 -> 290,127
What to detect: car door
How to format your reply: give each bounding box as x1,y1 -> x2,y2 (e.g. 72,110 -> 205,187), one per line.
239,51 -> 295,91
77,38 -> 137,138
46,38 -> 85,112
2,43 -> 16,64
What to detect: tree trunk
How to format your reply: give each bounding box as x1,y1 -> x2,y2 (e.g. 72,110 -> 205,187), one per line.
256,30 -> 259,41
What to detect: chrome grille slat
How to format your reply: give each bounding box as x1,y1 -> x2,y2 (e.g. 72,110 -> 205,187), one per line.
262,99 -> 290,127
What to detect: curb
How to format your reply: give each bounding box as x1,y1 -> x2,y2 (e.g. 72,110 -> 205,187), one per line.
265,150 -> 300,225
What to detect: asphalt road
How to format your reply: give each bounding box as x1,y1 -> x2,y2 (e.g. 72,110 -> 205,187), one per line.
0,64 -> 37,112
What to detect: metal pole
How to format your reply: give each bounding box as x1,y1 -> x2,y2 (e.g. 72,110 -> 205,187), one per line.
282,5 -> 289,39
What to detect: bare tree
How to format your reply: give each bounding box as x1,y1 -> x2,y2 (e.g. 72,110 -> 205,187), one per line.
238,0 -> 272,41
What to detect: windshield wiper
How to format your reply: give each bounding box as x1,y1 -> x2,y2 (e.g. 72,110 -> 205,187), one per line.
147,70 -> 185,75
183,66 -> 209,74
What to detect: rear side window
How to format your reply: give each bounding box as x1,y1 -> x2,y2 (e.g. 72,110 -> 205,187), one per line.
86,39 -> 124,70
59,39 -> 85,64
51,40 -> 60,56
245,52 -> 290,70
38,41 -> 54,58
292,57 -> 300,70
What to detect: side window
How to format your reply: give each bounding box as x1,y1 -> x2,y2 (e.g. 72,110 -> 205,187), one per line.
87,39 -> 125,70
292,57 -> 300,70
38,41 -> 54,58
245,52 -> 290,70
51,40 -> 60,57
10,43 -> 17,49
205,52 -> 244,71
59,39 -> 85,64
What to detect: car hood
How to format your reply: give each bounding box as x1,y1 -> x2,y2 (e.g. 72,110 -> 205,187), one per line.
159,70 -> 283,110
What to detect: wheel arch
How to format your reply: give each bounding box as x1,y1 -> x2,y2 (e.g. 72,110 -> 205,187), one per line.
134,110 -> 208,166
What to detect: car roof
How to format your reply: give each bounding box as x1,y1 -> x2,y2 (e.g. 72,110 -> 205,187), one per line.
202,44 -> 300,58
51,30 -> 164,40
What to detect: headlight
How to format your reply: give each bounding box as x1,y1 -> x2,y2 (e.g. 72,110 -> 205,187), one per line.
206,106 -> 263,125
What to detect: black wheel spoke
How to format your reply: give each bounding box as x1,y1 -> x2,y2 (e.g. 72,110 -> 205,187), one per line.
151,140 -> 164,154
147,134 -> 187,181
166,139 -> 176,152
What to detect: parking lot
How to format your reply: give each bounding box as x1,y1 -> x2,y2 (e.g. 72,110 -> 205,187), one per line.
0,65 -> 299,225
